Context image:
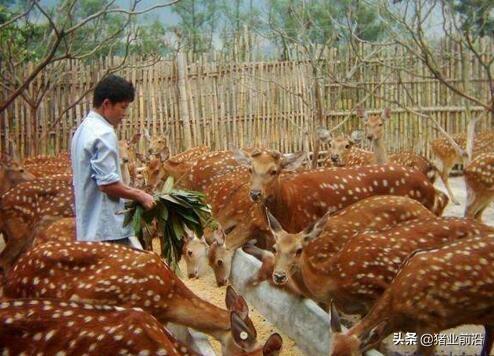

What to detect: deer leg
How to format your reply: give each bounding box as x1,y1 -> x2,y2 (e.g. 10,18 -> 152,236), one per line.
481,325 -> 493,356
439,163 -> 460,205
0,237 -> 27,275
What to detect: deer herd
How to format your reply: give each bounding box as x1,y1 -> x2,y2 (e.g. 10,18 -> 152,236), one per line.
0,107 -> 493,355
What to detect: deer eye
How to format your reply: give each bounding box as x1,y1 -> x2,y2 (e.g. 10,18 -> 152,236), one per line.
248,167 -> 252,173
345,144 -> 351,149
295,248 -> 303,256
217,259 -> 223,267
187,250 -> 193,257
270,169 -> 277,176
272,246 -> 278,254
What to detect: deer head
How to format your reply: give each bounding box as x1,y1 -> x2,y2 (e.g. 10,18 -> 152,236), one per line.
357,108 -> 390,142
0,161 -> 35,196
234,149 -> 306,203
182,229 -> 209,279
208,227 -> 234,287
267,210 -> 328,285
327,135 -> 354,167
148,136 -> 170,161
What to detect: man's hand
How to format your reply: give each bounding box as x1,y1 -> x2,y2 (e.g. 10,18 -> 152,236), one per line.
138,191 -> 155,211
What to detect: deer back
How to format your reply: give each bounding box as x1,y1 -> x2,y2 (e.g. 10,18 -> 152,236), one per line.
0,298 -> 197,355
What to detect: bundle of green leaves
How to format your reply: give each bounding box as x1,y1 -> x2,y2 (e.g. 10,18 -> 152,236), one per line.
123,177 -> 215,270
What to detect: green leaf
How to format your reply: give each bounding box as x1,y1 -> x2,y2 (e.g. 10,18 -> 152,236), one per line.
162,176 -> 175,194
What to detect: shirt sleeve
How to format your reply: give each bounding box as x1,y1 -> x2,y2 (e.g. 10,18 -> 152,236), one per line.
90,132 -> 121,186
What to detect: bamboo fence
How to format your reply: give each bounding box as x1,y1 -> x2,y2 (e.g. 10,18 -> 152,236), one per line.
1,38 -> 493,160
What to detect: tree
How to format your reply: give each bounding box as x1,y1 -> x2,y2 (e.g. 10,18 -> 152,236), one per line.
0,0 -> 179,115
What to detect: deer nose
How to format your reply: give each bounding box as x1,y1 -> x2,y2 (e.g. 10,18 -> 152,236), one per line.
331,155 -> 339,162
367,135 -> 373,140
122,158 -> 129,163
217,278 -> 228,287
250,190 -> 262,201
188,273 -> 197,279
273,272 -> 287,285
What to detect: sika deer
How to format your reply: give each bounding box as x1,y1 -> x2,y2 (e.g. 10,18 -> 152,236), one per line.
5,241 -> 231,342
464,152 -> 494,222
0,179 -> 74,273
182,229 -> 209,279
0,298 -> 198,355
31,216 -> 76,246
330,235 -> 494,356
0,160 -> 35,196
322,217 -> 494,316
235,149 -> 446,233
431,130 -> 494,205
250,196 -> 435,301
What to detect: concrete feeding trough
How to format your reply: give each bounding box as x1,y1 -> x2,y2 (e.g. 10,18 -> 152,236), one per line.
230,249 -> 383,356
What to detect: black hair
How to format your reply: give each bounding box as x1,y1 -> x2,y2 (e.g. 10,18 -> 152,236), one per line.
93,74 -> 135,107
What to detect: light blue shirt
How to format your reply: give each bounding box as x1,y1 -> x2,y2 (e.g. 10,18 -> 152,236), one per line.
70,110 -> 133,241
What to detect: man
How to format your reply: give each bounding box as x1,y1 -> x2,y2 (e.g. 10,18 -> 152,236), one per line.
71,74 -> 154,246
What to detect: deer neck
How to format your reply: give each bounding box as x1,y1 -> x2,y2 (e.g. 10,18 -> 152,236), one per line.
372,137 -> 388,164
263,176 -> 292,230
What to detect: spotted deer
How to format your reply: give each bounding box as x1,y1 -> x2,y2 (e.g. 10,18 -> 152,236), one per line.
321,217 -> 494,316
325,109 -> 437,184
0,179 -> 74,273
464,152 -> 494,222
431,130 -> 494,205
330,235 -> 494,356
143,145 -> 210,190
31,216 -> 76,246
4,241 -> 268,350
148,134 -> 170,161
182,229 -> 209,279
235,149 -> 447,233
246,196 -> 435,300
0,159 -> 35,196
0,298 -> 199,355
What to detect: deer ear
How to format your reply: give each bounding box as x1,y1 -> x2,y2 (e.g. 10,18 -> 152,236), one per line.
330,303 -> 342,333
302,211 -> 329,243
225,285 -> 238,310
382,108 -> 391,120
266,209 -> 284,235
359,320 -> 387,350
233,149 -> 251,166
230,312 -> 257,350
263,333 -> 283,355
280,151 -> 306,171
355,106 -> 367,120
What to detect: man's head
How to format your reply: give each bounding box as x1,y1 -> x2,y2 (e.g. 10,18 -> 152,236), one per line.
93,75 -> 135,127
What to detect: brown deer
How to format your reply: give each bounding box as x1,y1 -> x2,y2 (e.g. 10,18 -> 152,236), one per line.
182,229 -> 209,279
320,217 -> 494,316
148,134 -> 170,161
431,130 -> 494,205
235,149 -> 447,233
31,216 -> 76,246
142,145 -> 210,190
464,152 -> 494,222
4,241 -> 252,346
325,108 -> 437,184
0,298 -> 199,355
247,195 -> 435,300
330,235 -> 494,356
0,160 -> 35,196
0,179 -> 74,273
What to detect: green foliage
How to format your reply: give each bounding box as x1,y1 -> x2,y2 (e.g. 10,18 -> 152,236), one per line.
170,0 -> 219,56
267,0 -> 386,49
449,0 -> 494,38
123,177 -> 215,271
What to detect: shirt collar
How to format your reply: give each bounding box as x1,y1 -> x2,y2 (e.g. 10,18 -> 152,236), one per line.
88,110 -> 114,129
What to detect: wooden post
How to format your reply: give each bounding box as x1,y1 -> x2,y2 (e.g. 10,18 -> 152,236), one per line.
176,51 -> 192,149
